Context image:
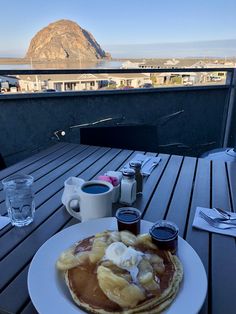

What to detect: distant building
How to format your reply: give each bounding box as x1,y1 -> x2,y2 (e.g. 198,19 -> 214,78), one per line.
164,59 -> 180,66
0,75 -> 19,92
17,73 -> 152,92
47,74 -> 109,91
107,73 -> 152,88
121,60 -> 140,69
18,74 -> 109,92
154,72 -> 197,85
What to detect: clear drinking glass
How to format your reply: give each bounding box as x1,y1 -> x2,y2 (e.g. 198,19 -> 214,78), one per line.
2,174 -> 35,227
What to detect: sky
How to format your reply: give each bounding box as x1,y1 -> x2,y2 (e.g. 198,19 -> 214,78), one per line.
0,0 -> 236,58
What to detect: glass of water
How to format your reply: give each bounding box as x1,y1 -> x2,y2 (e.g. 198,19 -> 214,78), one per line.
2,174 -> 35,227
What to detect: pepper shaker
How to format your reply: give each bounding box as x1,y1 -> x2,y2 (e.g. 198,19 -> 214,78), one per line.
119,169 -> 137,205
129,161 -> 143,194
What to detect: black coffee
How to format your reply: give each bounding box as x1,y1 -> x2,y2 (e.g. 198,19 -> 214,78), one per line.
82,184 -> 109,194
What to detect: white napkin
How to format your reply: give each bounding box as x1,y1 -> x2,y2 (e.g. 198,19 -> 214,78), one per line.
193,207 -> 236,237
0,216 -> 11,230
124,154 -> 161,176
141,156 -> 161,176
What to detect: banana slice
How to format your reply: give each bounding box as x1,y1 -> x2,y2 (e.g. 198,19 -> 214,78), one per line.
138,259 -> 160,291
108,231 -> 121,243
148,254 -> 165,274
120,231 -> 137,246
136,234 -> 157,249
88,237 -> 108,263
56,246 -> 89,270
97,265 -> 145,308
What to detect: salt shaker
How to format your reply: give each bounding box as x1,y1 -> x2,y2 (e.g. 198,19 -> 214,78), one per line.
119,169 -> 137,205
129,161 -> 143,194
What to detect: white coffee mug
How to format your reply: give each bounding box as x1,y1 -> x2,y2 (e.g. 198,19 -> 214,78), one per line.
63,180 -> 113,221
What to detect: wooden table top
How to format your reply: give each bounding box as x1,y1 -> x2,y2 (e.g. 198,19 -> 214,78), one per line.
0,142 -> 235,314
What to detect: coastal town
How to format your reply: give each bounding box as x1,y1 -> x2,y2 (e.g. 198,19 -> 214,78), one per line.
0,58 -> 233,94
0,19 -> 234,94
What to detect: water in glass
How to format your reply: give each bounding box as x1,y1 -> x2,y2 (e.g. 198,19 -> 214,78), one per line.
2,174 -> 35,227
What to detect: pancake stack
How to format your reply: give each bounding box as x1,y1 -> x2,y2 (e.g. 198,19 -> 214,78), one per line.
56,230 -> 183,313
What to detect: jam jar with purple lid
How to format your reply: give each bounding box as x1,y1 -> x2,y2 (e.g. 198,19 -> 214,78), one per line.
115,207 -> 141,235
149,220 -> 179,254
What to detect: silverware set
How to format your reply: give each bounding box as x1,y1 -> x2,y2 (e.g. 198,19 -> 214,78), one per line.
199,208 -> 236,229
213,207 -> 236,221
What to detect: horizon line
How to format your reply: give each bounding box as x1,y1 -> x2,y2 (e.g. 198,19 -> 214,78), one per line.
104,38 -> 236,47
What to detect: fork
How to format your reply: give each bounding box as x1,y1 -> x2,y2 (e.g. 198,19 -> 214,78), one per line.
213,207 -> 236,221
199,211 -> 236,229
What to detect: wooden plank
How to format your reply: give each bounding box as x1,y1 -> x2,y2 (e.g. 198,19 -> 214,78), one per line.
29,144 -> 88,180
0,265 -> 29,314
94,149 -> 133,178
143,155 -> 183,222
20,302 -> 38,314
0,148 -> 133,258
0,190 -> 64,260
165,156 -> 197,237
1,146 -> 234,314
0,146 -> 100,216
0,205 -> 71,291
27,145 -> 97,192
185,158 -> 211,314
0,150 -> 133,308
0,148 -> 138,313
31,147 -> 112,208
78,148 -> 122,180
134,153 -> 171,215
0,144 -> 89,201
225,161 -> 236,212
211,160 -> 236,314
2,149 -> 125,278
0,142 -> 69,181
0,146 -> 108,247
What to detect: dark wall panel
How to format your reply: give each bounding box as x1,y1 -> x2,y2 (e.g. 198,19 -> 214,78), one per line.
0,87 -> 229,165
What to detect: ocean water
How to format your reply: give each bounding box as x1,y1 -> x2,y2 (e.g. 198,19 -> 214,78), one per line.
0,64 -> 32,70
104,39 -> 236,59
0,60 -> 123,70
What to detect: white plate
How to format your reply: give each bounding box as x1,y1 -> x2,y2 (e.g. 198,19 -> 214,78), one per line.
28,218 -> 207,314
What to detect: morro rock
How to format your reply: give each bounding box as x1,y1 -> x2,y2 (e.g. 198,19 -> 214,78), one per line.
26,19 -> 110,61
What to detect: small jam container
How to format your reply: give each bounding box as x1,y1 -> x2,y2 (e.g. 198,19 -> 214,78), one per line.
115,207 -> 141,235
149,220 -> 179,254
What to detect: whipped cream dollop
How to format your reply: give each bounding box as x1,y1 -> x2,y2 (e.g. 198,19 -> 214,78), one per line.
104,242 -> 143,282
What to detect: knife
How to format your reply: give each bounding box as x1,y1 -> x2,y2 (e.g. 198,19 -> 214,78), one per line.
141,157 -> 151,169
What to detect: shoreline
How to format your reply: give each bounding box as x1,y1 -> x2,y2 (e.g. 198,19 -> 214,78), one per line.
0,57 -> 236,65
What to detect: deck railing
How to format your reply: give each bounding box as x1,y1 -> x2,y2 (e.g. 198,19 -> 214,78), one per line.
0,68 -> 235,165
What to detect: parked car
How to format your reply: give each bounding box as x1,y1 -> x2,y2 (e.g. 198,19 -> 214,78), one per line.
140,83 -> 153,88
122,86 -> 134,90
183,80 -> 193,86
41,89 -> 58,92
211,76 -> 222,82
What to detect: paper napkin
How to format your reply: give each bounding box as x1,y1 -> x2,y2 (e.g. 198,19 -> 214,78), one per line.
193,207 -> 236,237
141,156 -> 161,176
0,216 -> 10,230
124,154 -> 161,176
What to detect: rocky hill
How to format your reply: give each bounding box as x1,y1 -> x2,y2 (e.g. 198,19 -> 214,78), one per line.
26,19 -> 110,61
